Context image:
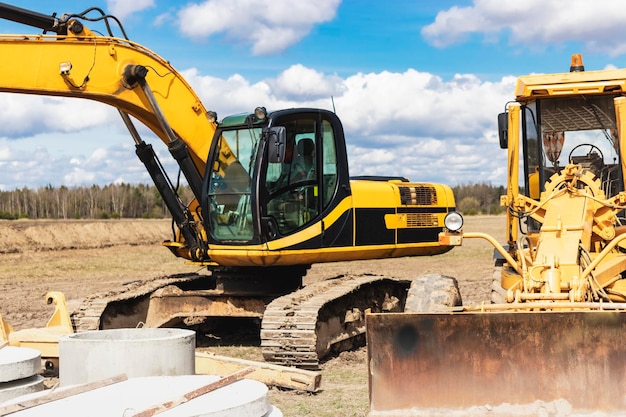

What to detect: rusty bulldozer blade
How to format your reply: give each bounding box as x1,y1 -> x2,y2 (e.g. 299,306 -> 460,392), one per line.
366,311 -> 626,416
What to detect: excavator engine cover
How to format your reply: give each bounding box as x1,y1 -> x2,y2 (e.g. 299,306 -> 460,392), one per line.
366,311 -> 626,416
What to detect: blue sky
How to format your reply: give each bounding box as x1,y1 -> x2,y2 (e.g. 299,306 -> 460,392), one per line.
1,0 -> 626,190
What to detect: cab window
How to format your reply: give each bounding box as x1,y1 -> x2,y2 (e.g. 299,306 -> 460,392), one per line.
265,119 -> 318,234
208,128 -> 259,241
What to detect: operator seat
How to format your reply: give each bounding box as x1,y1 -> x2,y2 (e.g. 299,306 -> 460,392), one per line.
292,138 -> 315,181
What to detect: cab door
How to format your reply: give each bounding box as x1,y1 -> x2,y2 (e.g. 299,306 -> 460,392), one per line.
260,110 -> 347,244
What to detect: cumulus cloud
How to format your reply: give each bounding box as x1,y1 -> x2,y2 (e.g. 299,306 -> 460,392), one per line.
106,0 -> 155,20
0,135 -> 172,190
175,0 -> 341,55
423,0 -> 626,56
269,65 -> 345,100
180,68 -> 273,117
0,95 -> 116,137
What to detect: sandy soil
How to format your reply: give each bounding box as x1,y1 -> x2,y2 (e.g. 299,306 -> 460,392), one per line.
0,215 -> 504,416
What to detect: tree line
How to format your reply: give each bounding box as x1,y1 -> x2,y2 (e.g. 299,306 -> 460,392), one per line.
0,183 -> 194,220
0,182 -> 505,220
452,182 -> 506,215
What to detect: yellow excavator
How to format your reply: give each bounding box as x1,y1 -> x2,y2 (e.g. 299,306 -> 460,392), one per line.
367,55 -> 626,415
0,3 -> 463,368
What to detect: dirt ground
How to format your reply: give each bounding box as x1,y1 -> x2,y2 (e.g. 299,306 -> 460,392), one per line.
0,215 -> 504,416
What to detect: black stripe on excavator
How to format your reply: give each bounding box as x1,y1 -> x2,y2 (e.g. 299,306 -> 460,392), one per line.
356,208 -> 395,245
350,175 -> 409,182
397,228 -> 442,244
277,209 -> 354,251
279,206 -> 450,251
323,208 -> 354,247
355,208 -> 448,246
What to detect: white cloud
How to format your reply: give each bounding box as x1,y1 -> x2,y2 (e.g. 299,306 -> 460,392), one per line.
106,0 -> 155,20
0,143 -> 13,160
180,68 -> 272,117
269,64 -> 345,100
175,0 -> 341,55
423,0 -> 626,56
0,123 -> 160,189
0,95 -> 116,136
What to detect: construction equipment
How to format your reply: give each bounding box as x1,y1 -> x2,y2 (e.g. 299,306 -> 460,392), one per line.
0,3 -> 462,368
367,54 -> 626,415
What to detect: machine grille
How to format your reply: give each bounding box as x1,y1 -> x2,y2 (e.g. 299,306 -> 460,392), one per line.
406,213 -> 439,227
399,186 -> 437,206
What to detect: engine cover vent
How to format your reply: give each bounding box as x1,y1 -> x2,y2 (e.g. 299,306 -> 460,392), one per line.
399,186 -> 437,206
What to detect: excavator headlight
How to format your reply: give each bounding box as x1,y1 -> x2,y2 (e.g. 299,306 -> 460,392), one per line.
59,61 -> 72,76
444,211 -> 463,231
254,106 -> 267,120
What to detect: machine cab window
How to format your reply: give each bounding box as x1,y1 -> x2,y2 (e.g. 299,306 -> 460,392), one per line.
264,119 -> 319,235
521,96 -> 622,201
207,126 -> 259,241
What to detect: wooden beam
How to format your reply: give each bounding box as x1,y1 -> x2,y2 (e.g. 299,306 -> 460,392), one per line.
0,374 -> 127,416
195,351 -> 321,392
130,367 -> 254,417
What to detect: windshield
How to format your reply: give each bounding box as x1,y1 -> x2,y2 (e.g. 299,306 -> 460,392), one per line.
207,127 -> 260,241
524,96 -> 621,199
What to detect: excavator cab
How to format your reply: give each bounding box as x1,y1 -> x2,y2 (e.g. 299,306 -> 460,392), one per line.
204,109 -> 344,244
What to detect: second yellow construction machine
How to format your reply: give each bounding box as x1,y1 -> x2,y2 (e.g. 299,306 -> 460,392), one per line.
367,55 -> 626,415
0,3 -> 463,368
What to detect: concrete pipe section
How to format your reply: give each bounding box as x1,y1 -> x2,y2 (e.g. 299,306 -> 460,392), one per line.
59,328 -> 195,386
0,346 -> 44,402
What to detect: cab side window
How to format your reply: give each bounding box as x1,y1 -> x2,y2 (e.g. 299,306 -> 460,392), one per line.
321,119 -> 338,207
265,119 -> 319,234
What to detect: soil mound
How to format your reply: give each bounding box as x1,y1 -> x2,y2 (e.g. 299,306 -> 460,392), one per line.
0,219 -> 172,253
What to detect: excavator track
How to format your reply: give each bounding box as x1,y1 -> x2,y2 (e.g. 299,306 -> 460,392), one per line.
71,273 -> 207,331
72,272 -> 412,369
260,274 -> 412,369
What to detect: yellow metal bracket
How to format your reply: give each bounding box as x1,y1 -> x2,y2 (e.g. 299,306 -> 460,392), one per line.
5,291 -> 74,373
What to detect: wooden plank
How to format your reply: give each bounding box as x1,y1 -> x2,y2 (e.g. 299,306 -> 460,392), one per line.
0,374 -> 127,416
130,367 -> 254,417
195,351 -> 321,392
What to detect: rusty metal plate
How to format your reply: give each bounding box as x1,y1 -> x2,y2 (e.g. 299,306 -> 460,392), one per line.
366,311 -> 626,414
